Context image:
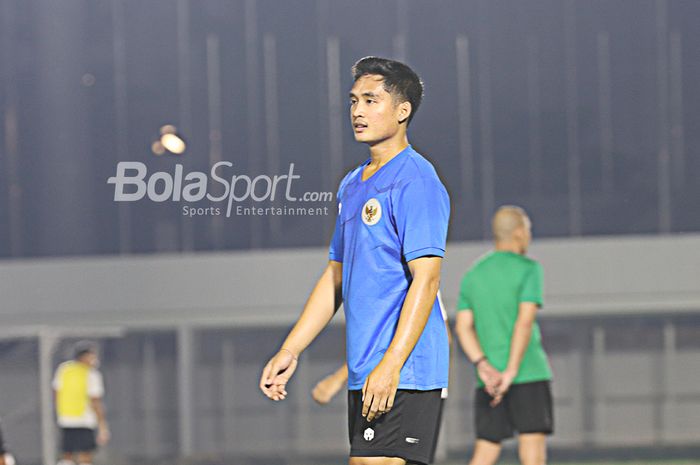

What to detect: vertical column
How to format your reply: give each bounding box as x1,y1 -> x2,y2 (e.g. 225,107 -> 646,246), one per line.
263,33 -> 282,240
3,107 -> 21,257
591,326 -> 606,444
477,0 -> 495,239
142,338 -> 158,456
456,35 -> 475,209
111,0 -> 132,254
39,330 -> 58,465
661,322 -> 676,443
326,36 -> 343,239
564,0 -> 582,236
294,353 -> 311,454
655,0 -> 671,233
2,0 -> 22,257
177,0 -> 194,251
316,0 -> 332,241
206,33 -> 225,249
245,0 -> 263,247
35,0 -> 96,254
221,338 -> 236,452
526,35 -> 543,195
669,31 -> 685,189
597,31 -> 614,195
177,326 -> 194,456
115,337 -> 136,454
393,0 -> 409,62
572,329 -> 588,447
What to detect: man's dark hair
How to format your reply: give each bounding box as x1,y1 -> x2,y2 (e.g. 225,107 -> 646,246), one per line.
73,340 -> 98,360
351,56 -> 424,125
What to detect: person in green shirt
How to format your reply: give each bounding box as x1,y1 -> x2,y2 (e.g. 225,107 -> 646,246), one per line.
455,206 -> 553,465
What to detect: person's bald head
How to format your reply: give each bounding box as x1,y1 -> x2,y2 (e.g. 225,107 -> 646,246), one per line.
492,206 -> 532,253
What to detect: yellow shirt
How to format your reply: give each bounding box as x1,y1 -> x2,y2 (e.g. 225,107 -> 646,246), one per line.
52,361 -> 104,428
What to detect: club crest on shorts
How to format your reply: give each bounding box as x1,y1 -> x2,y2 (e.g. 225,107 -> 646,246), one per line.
363,427 -> 374,441
362,198 -> 381,225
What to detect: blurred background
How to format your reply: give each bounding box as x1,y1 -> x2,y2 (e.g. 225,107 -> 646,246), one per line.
0,0 -> 699,464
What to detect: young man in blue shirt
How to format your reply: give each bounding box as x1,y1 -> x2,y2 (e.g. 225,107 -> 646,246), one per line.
260,57 -> 450,465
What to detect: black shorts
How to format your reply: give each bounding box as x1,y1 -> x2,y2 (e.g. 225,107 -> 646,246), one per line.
61,427 -> 97,453
475,380 -> 553,443
348,389 -> 443,465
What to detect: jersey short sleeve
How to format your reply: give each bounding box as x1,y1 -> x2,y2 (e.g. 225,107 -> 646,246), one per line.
328,209 -> 343,262
519,262 -> 544,307
87,370 -> 105,398
456,273 -> 471,311
329,176 -> 350,263
52,365 -> 63,390
393,176 -> 450,262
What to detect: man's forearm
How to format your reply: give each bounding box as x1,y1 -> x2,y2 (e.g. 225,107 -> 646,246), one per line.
384,266 -> 440,368
333,363 -> 349,382
456,324 -> 485,363
505,319 -> 533,375
90,398 -> 107,427
281,262 -> 343,356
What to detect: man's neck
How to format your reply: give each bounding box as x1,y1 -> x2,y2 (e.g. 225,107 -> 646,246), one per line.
367,135 -> 409,167
494,242 -> 523,255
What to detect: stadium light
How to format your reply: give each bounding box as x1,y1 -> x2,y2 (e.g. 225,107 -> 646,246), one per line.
152,124 -> 186,155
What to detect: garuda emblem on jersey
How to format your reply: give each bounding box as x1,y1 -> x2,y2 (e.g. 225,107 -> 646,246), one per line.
362,198 -> 382,226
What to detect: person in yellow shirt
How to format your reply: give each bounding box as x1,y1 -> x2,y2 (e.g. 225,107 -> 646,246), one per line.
52,341 -> 110,465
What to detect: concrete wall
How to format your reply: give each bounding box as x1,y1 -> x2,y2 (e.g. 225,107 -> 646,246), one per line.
1,234 -> 698,329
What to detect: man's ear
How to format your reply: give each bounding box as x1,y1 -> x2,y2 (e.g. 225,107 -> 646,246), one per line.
398,101 -> 412,124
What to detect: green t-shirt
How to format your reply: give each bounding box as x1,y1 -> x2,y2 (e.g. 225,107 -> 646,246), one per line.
457,251 -> 552,386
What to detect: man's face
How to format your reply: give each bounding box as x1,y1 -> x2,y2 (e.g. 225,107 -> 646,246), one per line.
349,74 -> 408,145
80,352 -> 99,368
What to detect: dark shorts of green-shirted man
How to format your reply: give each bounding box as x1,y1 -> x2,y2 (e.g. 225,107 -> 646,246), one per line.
455,205 -> 553,465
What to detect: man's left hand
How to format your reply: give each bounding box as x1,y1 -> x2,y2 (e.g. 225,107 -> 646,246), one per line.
361,357 -> 401,422
490,368 -> 516,407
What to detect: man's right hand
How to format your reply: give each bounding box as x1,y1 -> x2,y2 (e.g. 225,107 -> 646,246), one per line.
260,349 -> 298,401
97,423 -> 111,446
311,371 -> 344,405
477,360 -> 503,398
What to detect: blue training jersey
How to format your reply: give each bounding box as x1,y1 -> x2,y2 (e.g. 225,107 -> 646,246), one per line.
329,145 -> 450,390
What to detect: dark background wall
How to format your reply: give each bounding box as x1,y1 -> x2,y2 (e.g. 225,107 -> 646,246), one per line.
1,0 -> 698,258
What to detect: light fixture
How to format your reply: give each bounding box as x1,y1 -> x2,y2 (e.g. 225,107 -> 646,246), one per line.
151,124 -> 186,155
